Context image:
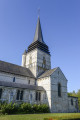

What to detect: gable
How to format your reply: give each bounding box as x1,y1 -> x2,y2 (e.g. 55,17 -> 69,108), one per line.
50,67 -> 67,81
38,67 -> 68,82
38,67 -> 58,78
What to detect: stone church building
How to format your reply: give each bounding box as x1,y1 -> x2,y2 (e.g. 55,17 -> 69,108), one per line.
0,17 -> 79,113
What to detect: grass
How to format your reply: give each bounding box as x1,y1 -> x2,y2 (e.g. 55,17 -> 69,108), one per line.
0,113 -> 80,120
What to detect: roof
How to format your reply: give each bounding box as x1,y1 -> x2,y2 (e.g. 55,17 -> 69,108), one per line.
38,67 -> 58,78
0,60 -> 35,78
0,81 -> 45,91
33,16 -> 44,43
68,96 -> 78,98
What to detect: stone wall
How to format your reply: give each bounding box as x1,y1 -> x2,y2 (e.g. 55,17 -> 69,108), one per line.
22,48 -> 51,77
0,86 -> 45,104
50,67 -> 68,113
37,77 -> 51,109
22,49 -> 37,77
37,49 -> 51,77
68,96 -> 78,112
0,72 -> 35,85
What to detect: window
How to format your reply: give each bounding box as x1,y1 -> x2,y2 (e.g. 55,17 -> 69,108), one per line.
28,80 -> 30,85
36,92 -> 38,100
20,90 -> 23,100
39,92 -> 41,101
30,94 -> 32,101
58,83 -> 61,97
13,77 -> 15,82
35,80 -> 37,85
71,99 -> 73,105
35,91 -> 41,101
0,88 -> 2,99
43,57 -> 46,68
16,90 -> 23,100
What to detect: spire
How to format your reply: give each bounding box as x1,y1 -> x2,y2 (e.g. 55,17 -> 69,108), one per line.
33,17 -> 44,43
26,17 -> 50,55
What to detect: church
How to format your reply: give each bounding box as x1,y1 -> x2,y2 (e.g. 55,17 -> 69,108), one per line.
0,17 -> 79,113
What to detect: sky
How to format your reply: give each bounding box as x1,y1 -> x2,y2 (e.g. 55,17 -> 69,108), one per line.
0,0 -> 80,92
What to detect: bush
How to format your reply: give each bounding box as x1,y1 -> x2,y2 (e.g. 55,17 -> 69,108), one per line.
33,104 -> 50,113
0,102 -> 50,114
1,102 -> 18,114
19,103 -> 33,114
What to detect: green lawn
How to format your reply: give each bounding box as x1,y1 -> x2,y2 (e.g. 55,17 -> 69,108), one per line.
0,113 -> 80,120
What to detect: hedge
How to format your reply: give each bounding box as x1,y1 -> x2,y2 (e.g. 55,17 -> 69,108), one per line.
0,102 -> 50,114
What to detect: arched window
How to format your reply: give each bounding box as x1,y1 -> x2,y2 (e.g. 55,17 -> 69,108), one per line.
35,91 -> 41,101
20,90 -> 24,100
43,57 -> 46,68
16,90 -> 24,100
0,88 -> 2,99
13,77 -> 15,82
35,80 -> 37,85
36,92 -> 38,101
28,80 -> 30,84
71,99 -> 73,105
16,90 -> 20,100
58,83 -> 61,97
39,92 -> 41,101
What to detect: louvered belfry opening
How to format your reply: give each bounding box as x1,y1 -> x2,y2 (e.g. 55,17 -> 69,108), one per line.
27,40 -> 50,54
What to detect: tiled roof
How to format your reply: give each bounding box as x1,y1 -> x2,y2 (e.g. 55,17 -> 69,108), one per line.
38,67 -> 58,78
0,60 -> 35,78
0,81 -> 44,91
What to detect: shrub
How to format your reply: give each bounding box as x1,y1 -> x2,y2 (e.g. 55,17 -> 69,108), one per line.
33,104 -> 50,113
40,104 -> 50,113
0,102 -> 50,114
1,102 -> 18,114
19,103 -> 33,114
32,104 -> 39,113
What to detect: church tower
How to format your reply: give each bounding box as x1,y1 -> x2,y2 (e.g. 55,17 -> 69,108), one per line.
22,17 -> 51,77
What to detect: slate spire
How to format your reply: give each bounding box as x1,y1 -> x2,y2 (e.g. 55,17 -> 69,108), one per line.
33,17 -> 44,43
26,17 -> 50,55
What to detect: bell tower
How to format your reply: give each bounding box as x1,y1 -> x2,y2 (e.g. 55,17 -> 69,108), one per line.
22,17 -> 51,77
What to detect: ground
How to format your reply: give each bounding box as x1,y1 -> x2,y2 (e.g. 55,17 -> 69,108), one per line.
0,113 -> 80,120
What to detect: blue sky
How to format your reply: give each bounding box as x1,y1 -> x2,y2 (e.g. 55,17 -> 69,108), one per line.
0,0 -> 80,92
